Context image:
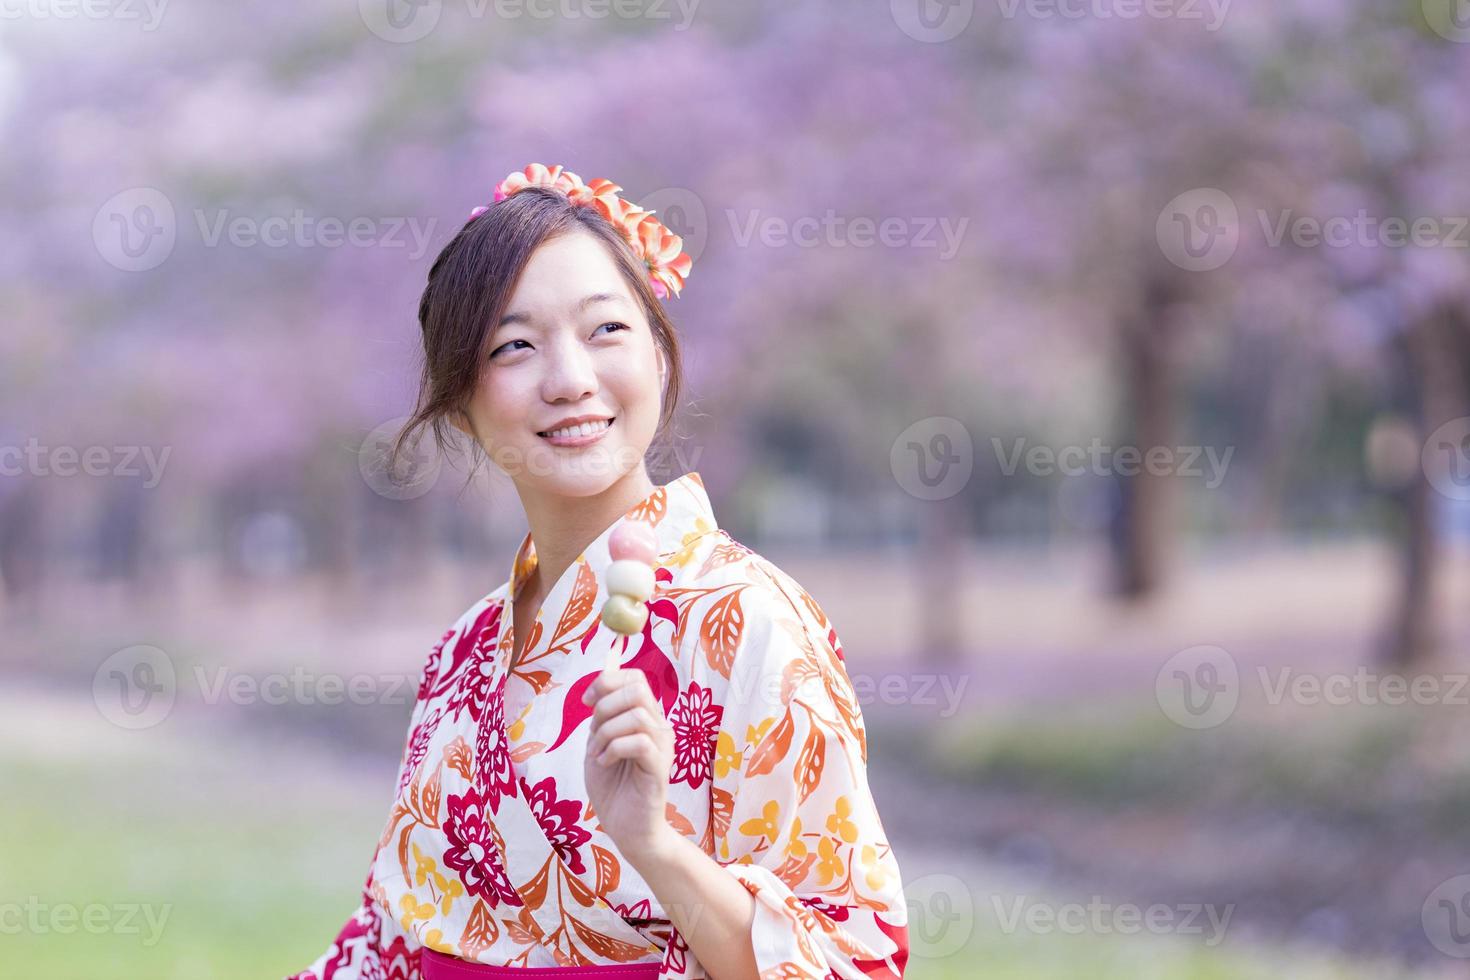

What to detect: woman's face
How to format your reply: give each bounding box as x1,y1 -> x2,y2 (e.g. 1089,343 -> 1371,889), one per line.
459,229 -> 664,499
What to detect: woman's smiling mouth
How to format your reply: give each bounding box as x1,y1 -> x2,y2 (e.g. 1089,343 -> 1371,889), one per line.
537,417 -> 614,447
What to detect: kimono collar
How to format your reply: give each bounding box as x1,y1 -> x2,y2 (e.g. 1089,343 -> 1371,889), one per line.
507,471 -> 718,607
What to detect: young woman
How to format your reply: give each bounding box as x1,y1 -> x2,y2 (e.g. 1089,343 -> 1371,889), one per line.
289,164 -> 909,980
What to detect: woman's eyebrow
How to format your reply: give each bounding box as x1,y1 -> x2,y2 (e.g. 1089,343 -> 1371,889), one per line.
498,292 -> 624,328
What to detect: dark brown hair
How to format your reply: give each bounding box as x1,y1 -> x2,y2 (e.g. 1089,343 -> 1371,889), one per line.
389,187 -> 685,482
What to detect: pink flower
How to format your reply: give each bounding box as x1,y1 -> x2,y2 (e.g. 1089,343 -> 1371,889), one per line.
668,680 -> 723,789
442,786 -> 524,908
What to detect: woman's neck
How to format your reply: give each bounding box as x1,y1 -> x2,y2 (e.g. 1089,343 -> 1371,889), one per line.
514,465 -> 659,602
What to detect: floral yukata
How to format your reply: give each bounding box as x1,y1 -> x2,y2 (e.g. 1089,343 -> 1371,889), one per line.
290,471 -> 909,979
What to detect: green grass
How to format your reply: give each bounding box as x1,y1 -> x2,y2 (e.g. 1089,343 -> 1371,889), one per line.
4,698 -> 1455,979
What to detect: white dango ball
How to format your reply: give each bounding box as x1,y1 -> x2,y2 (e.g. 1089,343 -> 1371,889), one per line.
605,559 -> 655,603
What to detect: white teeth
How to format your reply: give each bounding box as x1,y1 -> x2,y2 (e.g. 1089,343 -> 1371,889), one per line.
541,419 -> 611,440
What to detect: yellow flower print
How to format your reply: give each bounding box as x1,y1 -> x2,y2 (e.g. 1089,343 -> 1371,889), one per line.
815,837 -> 844,886
745,716 -> 775,750
412,843 -> 437,887
439,878 -> 464,915
825,796 -> 858,844
664,518 -> 714,569
738,799 -> 782,845
424,928 -> 451,953
860,844 -> 893,891
399,893 -> 436,931
784,817 -> 807,860
714,731 -> 743,779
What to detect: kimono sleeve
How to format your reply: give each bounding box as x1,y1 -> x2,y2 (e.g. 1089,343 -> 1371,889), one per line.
285,623 -> 459,980
706,578 -> 909,979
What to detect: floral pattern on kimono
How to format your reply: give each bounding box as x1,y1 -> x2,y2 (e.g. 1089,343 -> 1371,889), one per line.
289,471 -> 908,979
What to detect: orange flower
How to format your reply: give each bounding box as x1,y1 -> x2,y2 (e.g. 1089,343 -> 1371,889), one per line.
484,163 -> 694,300
493,163 -> 590,203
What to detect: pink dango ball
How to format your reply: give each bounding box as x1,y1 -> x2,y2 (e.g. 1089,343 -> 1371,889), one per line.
608,520 -> 658,565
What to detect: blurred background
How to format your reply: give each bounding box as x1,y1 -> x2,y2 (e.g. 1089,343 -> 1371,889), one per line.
5,1 -> 1470,977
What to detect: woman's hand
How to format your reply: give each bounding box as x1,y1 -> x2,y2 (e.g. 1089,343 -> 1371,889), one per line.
581,666 -> 675,860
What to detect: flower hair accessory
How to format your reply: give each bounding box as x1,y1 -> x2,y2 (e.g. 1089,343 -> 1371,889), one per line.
468,162 -> 693,300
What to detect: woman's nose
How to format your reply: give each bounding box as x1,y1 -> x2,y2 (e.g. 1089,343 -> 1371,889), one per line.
541,334 -> 598,402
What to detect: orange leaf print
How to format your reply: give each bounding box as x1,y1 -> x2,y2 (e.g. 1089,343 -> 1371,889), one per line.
591,843 -> 621,896
569,915 -> 657,962
419,764 -> 443,826
625,486 -> 667,526
794,721 -> 826,805
550,561 -> 598,645
510,741 -> 545,763
564,864 -> 598,908
459,899 -> 500,960
697,539 -> 751,578
507,906 -> 542,945
443,737 -> 472,780
699,588 -> 745,678
711,786 -> 734,841
522,853 -> 552,911
747,708 -> 795,777
664,802 -> 696,838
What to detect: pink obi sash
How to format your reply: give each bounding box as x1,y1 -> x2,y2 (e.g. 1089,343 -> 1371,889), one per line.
422,949 -> 662,979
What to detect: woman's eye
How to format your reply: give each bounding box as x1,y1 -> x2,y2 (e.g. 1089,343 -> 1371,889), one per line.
595,321 -> 629,336
490,340 -> 530,359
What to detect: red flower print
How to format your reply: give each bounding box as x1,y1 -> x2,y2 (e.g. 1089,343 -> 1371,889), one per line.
398,706 -> 444,795
517,774 -> 592,875
442,786 -> 523,908
380,935 -> 420,980
668,680 -> 723,790
417,628 -> 456,702
474,676 -> 518,813
797,895 -> 851,921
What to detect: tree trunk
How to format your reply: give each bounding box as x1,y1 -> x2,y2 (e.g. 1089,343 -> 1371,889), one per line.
1109,283 -> 1175,599
1383,306 -> 1470,666
917,490 -> 969,667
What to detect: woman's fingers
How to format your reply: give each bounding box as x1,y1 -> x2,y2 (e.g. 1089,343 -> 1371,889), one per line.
595,732 -> 660,770
586,705 -> 656,759
584,668 -> 658,722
